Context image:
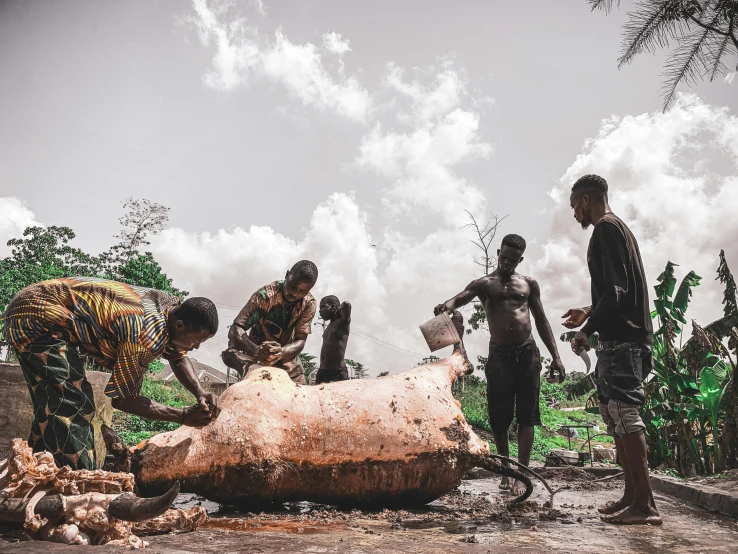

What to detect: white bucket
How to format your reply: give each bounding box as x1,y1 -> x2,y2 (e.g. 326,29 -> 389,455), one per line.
419,312 -> 461,352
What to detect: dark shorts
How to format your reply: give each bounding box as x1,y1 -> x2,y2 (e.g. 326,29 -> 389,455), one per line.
314,367 -> 349,385
485,339 -> 542,434
595,341 -> 652,406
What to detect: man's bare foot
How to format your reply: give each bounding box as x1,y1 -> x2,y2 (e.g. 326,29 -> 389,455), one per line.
499,476 -> 511,490
601,505 -> 662,525
598,497 -> 633,514
511,479 -> 528,497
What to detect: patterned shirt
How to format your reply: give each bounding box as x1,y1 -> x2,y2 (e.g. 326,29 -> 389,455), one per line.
2,277 -> 187,399
232,280 -> 316,347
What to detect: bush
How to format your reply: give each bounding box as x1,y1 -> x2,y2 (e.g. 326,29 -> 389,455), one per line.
113,377 -> 195,446
454,377 -> 611,462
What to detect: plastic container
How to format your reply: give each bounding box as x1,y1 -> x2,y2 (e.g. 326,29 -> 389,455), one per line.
419,312 -> 461,352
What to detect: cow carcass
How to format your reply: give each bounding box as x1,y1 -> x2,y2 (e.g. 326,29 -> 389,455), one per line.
132,344 -> 531,508
0,439 -> 206,548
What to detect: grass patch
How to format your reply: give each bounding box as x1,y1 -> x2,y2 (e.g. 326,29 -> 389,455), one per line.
113,376 -> 195,447
454,375 -> 611,462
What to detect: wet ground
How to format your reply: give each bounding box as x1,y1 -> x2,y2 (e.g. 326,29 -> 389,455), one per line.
2,469 -> 737,553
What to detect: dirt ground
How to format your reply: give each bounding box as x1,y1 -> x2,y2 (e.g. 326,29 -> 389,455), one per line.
681,468 -> 738,495
2,470 -> 737,553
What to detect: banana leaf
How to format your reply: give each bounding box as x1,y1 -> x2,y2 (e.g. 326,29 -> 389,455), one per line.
654,262 -> 678,300
672,271 -> 702,324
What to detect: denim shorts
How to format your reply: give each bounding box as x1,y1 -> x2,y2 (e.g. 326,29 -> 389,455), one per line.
595,340 -> 653,406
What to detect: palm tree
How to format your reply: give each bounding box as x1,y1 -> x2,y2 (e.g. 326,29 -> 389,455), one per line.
590,0 -> 738,110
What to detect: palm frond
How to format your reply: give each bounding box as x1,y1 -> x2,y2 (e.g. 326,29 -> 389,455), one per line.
618,1 -> 689,67
589,0 -> 620,13
707,33 -> 733,80
661,8 -> 725,110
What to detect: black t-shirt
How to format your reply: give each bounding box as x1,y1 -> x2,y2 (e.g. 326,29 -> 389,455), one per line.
581,213 -> 652,342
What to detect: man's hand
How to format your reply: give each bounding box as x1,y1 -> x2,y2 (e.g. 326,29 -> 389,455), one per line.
561,307 -> 590,329
549,358 -> 566,383
434,303 -> 451,316
197,392 -> 221,421
181,404 -> 215,428
256,341 -> 282,364
570,331 -> 591,355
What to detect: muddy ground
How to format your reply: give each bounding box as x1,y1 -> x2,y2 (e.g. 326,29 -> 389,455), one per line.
2,468 -> 737,553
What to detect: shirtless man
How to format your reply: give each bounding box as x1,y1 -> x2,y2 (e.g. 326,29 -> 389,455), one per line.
314,296 -> 351,384
435,234 -> 565,495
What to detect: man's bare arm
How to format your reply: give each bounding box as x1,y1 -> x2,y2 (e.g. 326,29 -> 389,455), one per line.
434,280 -> 480,315
228,324 -> 259,357
528,278 -> 565,379
340,301 -> 352,323
170,356 -> 220,420
278,332 -> 308,363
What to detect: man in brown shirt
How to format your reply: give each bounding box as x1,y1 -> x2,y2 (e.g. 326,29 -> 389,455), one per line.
222,260 -> 318,384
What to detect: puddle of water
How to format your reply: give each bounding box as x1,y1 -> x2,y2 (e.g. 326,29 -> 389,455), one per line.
202,518 -> 347,534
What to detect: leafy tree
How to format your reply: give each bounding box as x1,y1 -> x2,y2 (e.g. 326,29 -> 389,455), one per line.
116,252 -> 187,298
299,353 -> 317,383
101,198 -> 170,269
590,0 -> 738,110
377,371 -> 390,377
0,226 -> 101,356
345,358 -> 368,379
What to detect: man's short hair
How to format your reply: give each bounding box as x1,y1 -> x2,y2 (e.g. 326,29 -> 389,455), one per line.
177,297 -> 218,334
572,174 -> 608,201
501,234 -> 526,253
290,260 -> 319,284
321,295 -> 340,307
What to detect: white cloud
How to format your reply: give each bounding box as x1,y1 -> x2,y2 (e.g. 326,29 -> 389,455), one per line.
356,65 -> 493,225
0,197 -> 42,257
725,72 -> 736,84
190,0 -> 370,121
532,93 -> 738,370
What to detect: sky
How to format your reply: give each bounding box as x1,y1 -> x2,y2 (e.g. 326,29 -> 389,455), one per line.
1,0 -> 737,376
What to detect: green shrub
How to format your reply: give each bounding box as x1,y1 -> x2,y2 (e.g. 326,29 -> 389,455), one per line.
113,377 -> 195,446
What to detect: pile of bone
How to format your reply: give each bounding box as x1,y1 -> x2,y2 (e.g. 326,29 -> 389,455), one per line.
0,439 -> 206,548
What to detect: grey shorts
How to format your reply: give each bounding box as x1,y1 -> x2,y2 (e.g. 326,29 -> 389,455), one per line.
595,340 -> 652,436
599,400 -> 645,436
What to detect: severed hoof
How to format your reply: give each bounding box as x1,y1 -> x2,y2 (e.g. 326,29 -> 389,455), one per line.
601,505 -> 662,526
108,481 -> 180,522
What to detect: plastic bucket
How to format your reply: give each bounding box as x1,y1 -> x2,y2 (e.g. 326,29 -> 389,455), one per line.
419,312 -> 461,352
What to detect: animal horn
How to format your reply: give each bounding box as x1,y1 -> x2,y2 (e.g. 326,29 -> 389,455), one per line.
108,481 -> 180,522
0,494 -> 65,523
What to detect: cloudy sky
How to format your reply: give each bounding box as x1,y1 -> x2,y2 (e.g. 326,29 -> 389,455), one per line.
1,0 -> 737,376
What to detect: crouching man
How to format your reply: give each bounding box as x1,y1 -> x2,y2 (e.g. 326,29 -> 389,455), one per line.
222,260 -> 318,384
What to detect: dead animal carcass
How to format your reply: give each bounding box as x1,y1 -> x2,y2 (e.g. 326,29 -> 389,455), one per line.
132,345 -> 530,508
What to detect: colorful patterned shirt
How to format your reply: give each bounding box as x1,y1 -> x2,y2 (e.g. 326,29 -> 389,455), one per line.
2,277 -> 187,399
232,280 -> 316,346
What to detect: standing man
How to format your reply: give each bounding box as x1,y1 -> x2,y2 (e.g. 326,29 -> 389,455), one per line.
2,277 -> 221,470
315,295 -> 351,384
222,260 -> 318,385
563,174 -> 661,525
435,234 -> 565,496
